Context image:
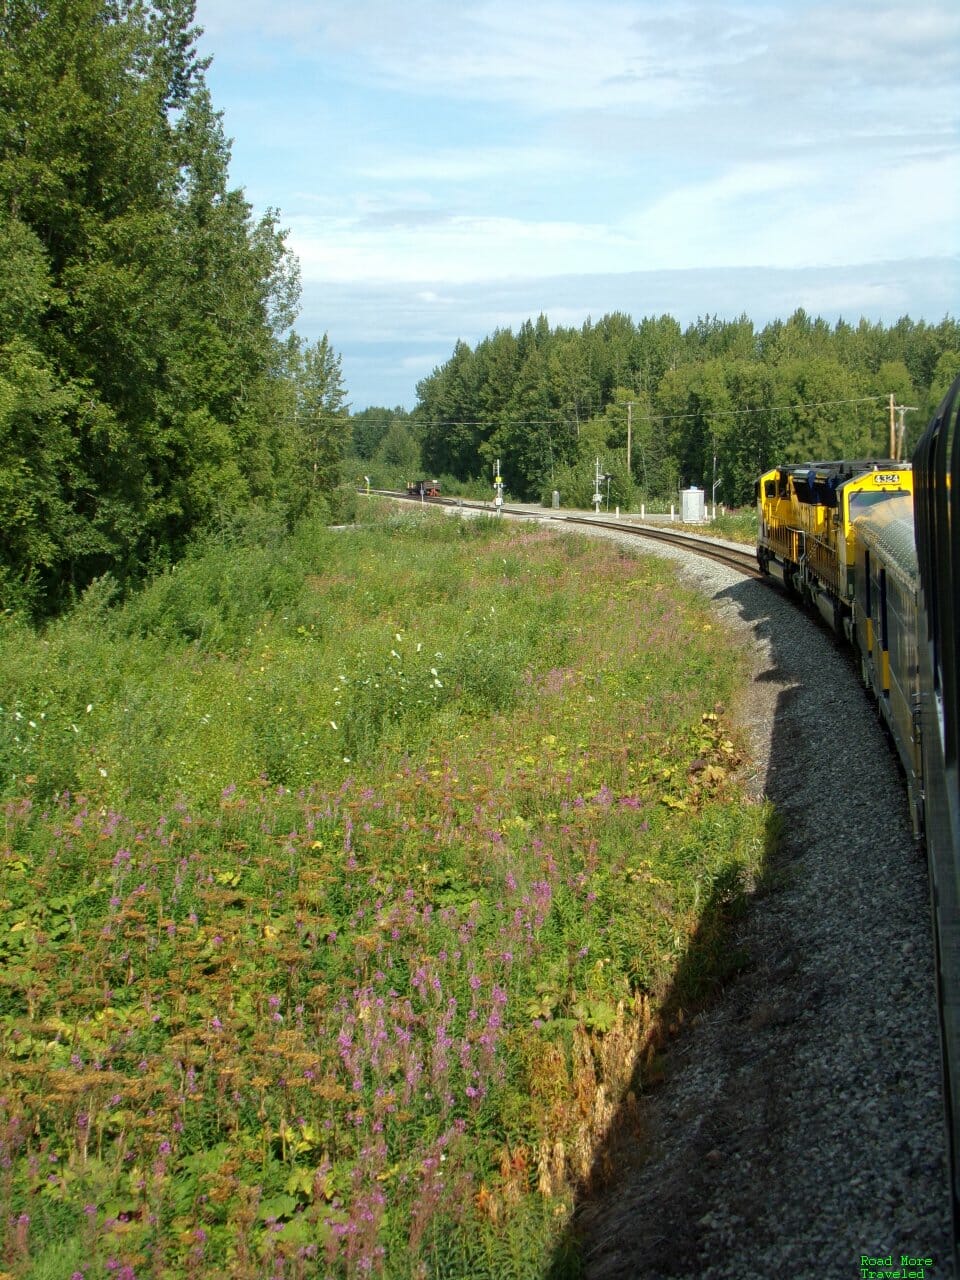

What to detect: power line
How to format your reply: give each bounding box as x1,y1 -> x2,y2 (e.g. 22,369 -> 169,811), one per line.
636,394 -> 888,425
411,394 -> 889,430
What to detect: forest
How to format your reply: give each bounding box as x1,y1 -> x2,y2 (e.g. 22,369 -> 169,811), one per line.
0,0 -> 348,618
1,6 -> 958,1275
378,310 -> 960,509
4,0 -> 958,619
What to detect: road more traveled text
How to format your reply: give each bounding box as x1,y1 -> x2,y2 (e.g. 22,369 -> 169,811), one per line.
860,1256 -> 935,1279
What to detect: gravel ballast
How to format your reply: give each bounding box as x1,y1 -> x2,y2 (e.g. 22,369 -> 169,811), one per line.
560,527 -> 953,1280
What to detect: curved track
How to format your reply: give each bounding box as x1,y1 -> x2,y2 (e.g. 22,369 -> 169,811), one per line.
370,490 -> 763,580
370,484 -> 954,1272
557,513 -> 762,578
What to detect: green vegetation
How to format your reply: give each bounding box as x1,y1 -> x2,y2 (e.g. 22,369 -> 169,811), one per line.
0,507 -> 771,1278
5,2 -> 954,616
0,6 -> 938,1273
0,1 -> 349,619
702,508 -> 758,545
407,311 -> 960,507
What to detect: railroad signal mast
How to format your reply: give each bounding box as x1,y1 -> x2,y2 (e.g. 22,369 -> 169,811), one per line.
493,459 -> 504,514
593,458 -> 612,513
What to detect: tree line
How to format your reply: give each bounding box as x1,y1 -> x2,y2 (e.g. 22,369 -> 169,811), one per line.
1,0 -> 349,617
6,1 -> 957,616
401,310 -> 960,508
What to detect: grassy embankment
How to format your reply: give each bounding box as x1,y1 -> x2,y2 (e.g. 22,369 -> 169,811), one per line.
0,501 -> 772,1279
704,509 -> 757,543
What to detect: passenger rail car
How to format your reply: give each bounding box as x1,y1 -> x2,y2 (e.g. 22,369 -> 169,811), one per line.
852,492 -> 923,830
757,376 -> 960,1266
914,375 -> 960,1269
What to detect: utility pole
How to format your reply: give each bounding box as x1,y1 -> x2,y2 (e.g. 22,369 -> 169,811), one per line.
895,405 -> 919,460
889,392 -> 896,458
626,401 -> 633,475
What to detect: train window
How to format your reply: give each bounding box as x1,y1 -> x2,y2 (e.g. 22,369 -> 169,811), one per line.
848,490 -> 897,517
764,480 -> 777,499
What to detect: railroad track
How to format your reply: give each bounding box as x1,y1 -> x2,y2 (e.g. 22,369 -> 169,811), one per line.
366,485 -> 953,1270
556,513 -> 762,578
368,489 -> 763,581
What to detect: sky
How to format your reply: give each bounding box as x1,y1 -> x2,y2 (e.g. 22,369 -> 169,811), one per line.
192,0 -> 960,410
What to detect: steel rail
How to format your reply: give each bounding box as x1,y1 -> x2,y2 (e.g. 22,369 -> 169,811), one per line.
370,480 -> 958,1261
555,514 -> 763,579
367,489 -> 763,581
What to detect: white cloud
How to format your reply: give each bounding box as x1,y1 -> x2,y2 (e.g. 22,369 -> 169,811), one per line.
193,0 -> 960,409
307,257 -> 960,407
284,143 -> 959,288
199,0 -> 959,118
287,211 -> 627,284
377,2 -> 729,115
612,143 -> 958,270
402,352 -> 448,372
357,145 -> 573,184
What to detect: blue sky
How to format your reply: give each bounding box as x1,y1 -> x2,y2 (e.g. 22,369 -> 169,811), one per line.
193,0 -> 960,410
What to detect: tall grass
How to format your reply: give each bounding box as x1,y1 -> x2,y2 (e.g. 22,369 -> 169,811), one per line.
706,508 -> 758,543
0,506 -> 770,1278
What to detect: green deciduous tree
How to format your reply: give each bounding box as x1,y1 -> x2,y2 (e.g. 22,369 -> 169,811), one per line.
412,308 -> 956,508
774,358 -> 871,460
924,350 -> 960,419
281,333 -> 350,496
0,0 -> 335,614
376,421 -> 422,477
416,341 -> 483,478
351,407 -> 406,460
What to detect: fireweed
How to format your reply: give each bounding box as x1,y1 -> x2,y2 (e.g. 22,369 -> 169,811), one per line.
0,510 -> 770,1277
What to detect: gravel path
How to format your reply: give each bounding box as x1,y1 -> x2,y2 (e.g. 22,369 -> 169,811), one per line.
557,528 -> 953,1280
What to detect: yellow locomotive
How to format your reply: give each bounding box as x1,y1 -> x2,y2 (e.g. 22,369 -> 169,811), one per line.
756,459 -> 913,633
757,458 -> 921,820
757,377 -> 960,1265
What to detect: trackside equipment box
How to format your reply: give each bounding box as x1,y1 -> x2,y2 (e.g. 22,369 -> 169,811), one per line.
681,487 -> 706,522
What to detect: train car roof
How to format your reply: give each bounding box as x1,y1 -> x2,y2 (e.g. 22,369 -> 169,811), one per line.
777,459 -> 910,483
770,459 -> 912,508
852,492 -> 918,582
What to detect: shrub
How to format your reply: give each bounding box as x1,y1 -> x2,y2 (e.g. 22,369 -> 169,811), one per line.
0,501 -> 770,1278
